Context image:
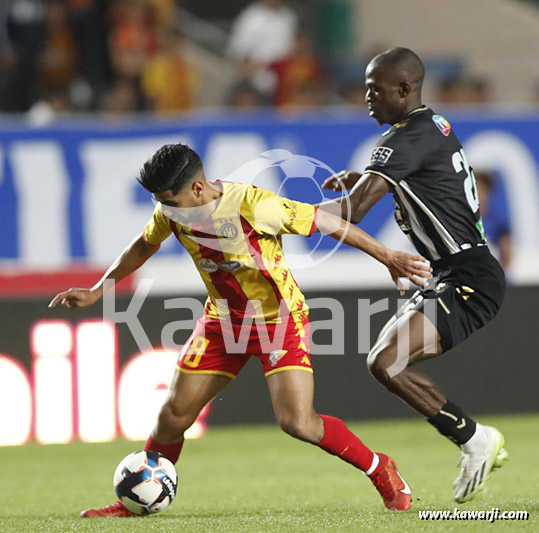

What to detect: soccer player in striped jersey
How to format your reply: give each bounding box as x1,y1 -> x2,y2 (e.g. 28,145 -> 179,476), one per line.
50,143 -> 432,516
322,47 -> 508,503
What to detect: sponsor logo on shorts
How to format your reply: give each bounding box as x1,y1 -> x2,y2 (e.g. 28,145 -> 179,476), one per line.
432,114 -> 451,136
269,349 -> 287,367
198,258 -> 218,273
220,223 -> 239,240
218,260 -> 242,272
370,146 -> 394,166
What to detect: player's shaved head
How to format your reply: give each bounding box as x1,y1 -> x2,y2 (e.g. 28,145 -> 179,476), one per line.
369,47 -> 425,89
365,47 -> 425,125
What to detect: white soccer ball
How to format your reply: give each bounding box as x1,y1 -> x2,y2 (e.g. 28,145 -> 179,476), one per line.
113,450 -> 178,515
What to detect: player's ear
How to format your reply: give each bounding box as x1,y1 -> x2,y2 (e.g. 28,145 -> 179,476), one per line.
192,179 -> 204,198
399,82 -> 411,98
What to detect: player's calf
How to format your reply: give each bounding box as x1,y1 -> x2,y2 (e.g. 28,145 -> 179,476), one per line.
153,400 -> 198,442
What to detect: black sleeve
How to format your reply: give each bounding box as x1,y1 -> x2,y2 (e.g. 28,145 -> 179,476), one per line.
364,128 -> 424,185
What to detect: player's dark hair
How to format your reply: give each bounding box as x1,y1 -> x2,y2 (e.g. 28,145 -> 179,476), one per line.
138,143 -> 203,194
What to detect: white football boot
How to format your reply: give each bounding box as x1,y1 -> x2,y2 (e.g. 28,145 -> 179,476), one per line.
453,425 -> 508,503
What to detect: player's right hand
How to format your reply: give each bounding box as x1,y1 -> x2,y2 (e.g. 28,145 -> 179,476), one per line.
321,170 -> 362,192
384,251 -> 433,295
48,288 -> 101,309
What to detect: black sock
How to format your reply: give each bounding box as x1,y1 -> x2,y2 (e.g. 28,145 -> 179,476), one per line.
427,400 -> 477,446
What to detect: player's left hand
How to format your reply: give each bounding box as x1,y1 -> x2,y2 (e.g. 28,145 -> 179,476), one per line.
321,170 -> 362,192
385,250 -> 432,295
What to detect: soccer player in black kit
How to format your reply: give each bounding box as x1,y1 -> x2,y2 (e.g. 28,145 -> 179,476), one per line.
323,47 -> 508,503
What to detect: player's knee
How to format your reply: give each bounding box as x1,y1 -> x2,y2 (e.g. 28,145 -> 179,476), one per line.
157,400 -> 196,439
367,349 -> 392,386
367,349 -> 410,394
277,413 -> 316,442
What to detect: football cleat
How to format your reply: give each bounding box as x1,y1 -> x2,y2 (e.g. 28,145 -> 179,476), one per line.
369,453 -> 412,511
80,501 -> 137,518
453,426 -> 508,503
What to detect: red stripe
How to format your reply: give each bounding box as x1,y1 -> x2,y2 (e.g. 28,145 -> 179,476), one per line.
168,218 -> 249,314
169,219 -> 180,239
189,227 -> 252,320
309,207 -> 319,237
239,216 -> 283,304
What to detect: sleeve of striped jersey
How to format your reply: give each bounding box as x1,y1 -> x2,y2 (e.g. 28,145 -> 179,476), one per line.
364,129 -> 422,185
143,205 -> 172,245
242,186 -> 317,237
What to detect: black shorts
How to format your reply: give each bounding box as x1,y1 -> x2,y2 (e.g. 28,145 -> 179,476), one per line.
396,246 -> 506,352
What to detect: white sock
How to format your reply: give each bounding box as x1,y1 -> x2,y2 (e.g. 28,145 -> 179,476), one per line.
462,424 -> 489,454
365,453 -> 380,476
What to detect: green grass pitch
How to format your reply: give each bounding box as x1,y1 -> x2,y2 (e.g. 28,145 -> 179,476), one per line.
1,414 -> 537,532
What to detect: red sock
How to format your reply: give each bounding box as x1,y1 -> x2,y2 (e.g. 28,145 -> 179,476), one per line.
318,414 -> 376,472
144,436 -> 184,464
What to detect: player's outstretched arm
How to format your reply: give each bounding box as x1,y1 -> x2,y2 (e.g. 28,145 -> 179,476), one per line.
314,208 -> 431,291
48,234 -> 159,309
320,171 -> 389,224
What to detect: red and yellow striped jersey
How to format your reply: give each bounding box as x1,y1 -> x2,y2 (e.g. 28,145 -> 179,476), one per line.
143,181 -> 317,323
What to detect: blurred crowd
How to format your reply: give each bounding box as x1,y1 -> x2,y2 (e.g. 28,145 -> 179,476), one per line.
0,0 -> 195,118
0,0 -> 527,121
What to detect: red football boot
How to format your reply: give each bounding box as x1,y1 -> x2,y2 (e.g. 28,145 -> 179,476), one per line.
368,453 -> 412,511
80,501 -> 137,518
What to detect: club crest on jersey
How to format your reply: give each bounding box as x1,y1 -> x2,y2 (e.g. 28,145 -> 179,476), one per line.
218,260 -> 242,272
269,349 -> 287,367
198,258 -> 218,273
432,114 -> 451,136
220,223 -> 239,240
370,146 -> 394,166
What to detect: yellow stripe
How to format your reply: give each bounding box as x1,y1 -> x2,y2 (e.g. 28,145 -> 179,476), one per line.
460,285 -> 475,293
264,365 -> 313,378
177,366 -> 236,380
235,189 -> 309,322
366,169 -> 399,188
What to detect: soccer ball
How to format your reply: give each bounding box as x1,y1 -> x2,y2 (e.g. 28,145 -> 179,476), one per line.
113,450 -> 178,515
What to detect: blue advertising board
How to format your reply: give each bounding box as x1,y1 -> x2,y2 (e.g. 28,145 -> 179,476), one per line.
1,110 -> 538,285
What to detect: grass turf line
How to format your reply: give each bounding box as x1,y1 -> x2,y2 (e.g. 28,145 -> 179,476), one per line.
0,414 -> 537,532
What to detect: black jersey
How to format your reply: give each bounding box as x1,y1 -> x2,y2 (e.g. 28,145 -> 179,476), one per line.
365,106 -> 487,263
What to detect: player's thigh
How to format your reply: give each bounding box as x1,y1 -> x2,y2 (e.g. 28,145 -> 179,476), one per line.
171,317 -> 248,420
406,309 -> 443,363
368,310 -> 442,373
266,369 -> 316,425
376,313 -> 398,343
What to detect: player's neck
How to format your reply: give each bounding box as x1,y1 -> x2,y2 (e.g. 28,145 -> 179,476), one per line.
203,180 -> 224,203
403,103 -> 426,118
388,103 -> 425,126
195,180 -> 224,220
